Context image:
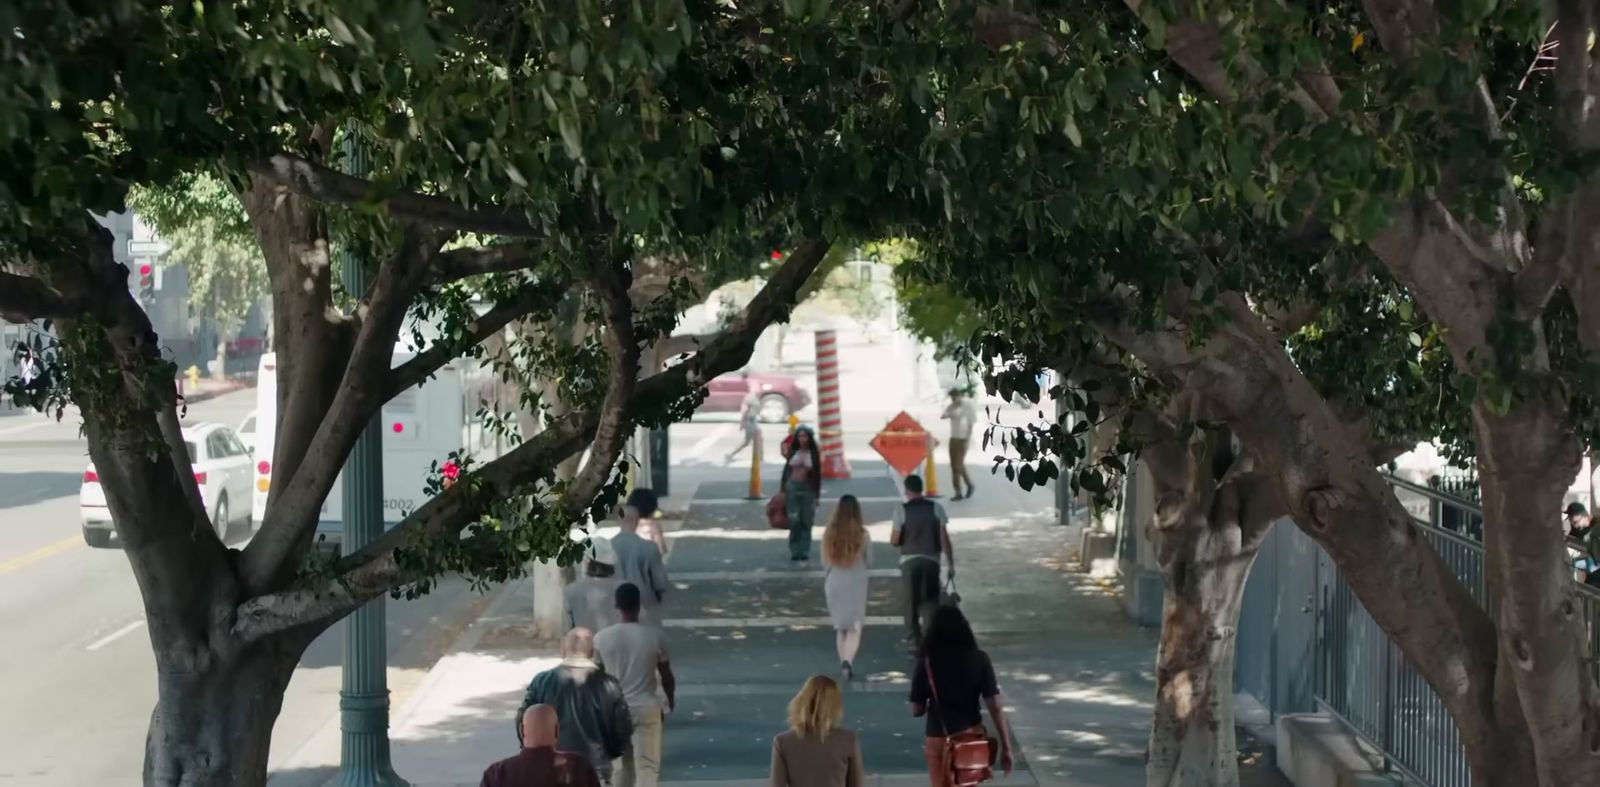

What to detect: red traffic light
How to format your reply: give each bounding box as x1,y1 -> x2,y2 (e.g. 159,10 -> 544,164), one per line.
770,250 -> 783,260
138,264 -> 153,276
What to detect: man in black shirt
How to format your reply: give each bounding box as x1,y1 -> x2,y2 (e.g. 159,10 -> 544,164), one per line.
890,474 -> 953,648
517,628 -> 633,785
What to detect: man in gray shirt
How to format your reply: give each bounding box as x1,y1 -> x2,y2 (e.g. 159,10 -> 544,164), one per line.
566,535 -> 624,633
595,583 -> 676,787
890,474 -> 953,648
609,489 -> 668,626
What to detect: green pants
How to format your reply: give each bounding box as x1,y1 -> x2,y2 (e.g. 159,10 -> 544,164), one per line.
786,482 -> 816,560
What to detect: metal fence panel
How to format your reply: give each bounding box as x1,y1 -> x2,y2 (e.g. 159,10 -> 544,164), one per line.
1234,474 -> 1600,787
1318,476 -> 1596,787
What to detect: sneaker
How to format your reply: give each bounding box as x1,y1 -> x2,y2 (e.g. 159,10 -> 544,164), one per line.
952,493 -> 966,501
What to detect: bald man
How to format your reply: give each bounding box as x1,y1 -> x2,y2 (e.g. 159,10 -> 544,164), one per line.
483,704 -> 601,787
518,628 -> 632,785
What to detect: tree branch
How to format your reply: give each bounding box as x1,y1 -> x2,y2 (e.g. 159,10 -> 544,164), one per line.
248,153 -> 547,238
562,251 -> 638,516
430,241 -> 547,285
0,271 -> 92,323
231,238 -> 832,640
383,279 -> 572,404
240,227 -> 444,593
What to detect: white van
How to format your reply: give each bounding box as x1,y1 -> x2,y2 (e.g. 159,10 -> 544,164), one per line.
252,350 -> 504,549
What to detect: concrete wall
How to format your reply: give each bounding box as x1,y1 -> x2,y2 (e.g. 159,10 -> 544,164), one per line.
1114,461 -> 1163,627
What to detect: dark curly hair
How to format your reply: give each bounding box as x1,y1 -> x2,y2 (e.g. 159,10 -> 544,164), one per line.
920,603 -> 978,666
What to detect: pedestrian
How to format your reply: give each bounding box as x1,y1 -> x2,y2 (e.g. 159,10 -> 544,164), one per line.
566,535 -> 625,634
890,474 -> 953,649
770,675 -> 865,787
595,583 -> 677,787
940,389 -> 977,501
782,425 -> 823,561
610,490 -> 669,626
822,494 -> 871,681
626,488 -> 670,557
1569,502 -> 1600,588
483,704 -> 603,787
726,373 -> 764,464
911,605 -> 1014,787
517,629 -> 633,786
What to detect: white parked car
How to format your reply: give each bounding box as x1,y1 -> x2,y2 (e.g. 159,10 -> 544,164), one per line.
237,411 -> 258,455
79,423 -> 255,547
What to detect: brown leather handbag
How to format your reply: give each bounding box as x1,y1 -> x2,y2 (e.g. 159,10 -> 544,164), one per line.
925,658 -> 997,786
766,492 -> 789,529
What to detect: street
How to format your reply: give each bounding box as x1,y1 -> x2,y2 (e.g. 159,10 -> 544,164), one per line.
0,390 -> 489,786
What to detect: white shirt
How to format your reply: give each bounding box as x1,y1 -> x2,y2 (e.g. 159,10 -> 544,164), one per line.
944,398 -> 978,440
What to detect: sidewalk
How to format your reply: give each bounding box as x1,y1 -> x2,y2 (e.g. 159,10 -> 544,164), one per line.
176,376 -> 249,404
273,452 -> 1177,787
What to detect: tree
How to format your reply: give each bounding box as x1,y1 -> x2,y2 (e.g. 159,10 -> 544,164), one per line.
131,174 -> 270,376
868,2 -> 1600,784
0,3 -> 924,783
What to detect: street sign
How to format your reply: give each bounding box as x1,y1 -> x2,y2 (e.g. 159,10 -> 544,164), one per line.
128,239 -> 169,257
870,411 -> 931,476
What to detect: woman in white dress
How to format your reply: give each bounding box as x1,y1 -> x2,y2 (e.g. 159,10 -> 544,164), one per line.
822,494 -> 871,681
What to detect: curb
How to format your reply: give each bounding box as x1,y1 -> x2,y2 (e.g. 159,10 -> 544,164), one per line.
391,576 -> 534,727
272,577 -> 527,777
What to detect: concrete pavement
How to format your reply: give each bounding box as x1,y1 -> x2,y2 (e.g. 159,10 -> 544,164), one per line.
276,417 -> 1204,787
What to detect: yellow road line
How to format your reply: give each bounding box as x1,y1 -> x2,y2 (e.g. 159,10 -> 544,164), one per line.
0,535 -> 82,575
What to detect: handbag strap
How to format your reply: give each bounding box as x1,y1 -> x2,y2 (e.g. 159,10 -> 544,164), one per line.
924,656 -> 951,737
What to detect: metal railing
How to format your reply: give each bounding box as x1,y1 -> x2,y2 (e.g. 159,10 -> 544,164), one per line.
1310,475 -> 1600,787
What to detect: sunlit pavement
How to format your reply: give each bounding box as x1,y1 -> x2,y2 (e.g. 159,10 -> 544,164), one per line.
296,413 -> 1184,787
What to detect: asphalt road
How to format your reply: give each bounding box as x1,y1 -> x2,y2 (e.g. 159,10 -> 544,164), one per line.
0,390 -> 490,786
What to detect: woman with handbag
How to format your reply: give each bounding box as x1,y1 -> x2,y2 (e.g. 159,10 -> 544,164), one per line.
822,495 -> 871,680
910,605 -> 1015,787
781,426 -> 823,561
770,675 -> 864,787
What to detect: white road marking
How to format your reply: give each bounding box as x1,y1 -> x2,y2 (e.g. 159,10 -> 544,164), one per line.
86,618 -> 146,651
665,615 -> 900,628
690,496 -> 902,506
672,569 -> 900,581
684,423 -> 735,462
0,418 -> 56,437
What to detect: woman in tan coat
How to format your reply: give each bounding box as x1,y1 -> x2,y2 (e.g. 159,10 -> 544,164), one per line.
770,676 -> 864,787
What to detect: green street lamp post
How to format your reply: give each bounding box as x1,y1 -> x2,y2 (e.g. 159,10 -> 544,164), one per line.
328,137 -> 409,787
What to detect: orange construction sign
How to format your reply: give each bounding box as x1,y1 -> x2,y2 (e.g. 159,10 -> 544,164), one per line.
870,412 -> 931,477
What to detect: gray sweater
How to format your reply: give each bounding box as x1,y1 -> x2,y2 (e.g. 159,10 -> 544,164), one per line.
611,531 -> 668,605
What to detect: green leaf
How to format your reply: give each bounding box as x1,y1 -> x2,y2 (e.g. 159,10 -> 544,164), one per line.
1064,116 -> 1083,148
570,42 -> 590,74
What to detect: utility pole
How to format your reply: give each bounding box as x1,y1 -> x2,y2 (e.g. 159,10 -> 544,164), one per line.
328,136 -> 409,787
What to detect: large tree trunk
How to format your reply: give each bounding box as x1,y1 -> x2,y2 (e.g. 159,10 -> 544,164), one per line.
144,636 -> 308,787
1137,408 -> 1276,787
1147,524 -> 1260,787
1097,299 -> 1542,785
1473,394 -> 1600,786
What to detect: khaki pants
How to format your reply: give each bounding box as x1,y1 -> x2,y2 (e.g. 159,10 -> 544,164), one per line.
617,703 -> 664,787
949,438 -> 972,495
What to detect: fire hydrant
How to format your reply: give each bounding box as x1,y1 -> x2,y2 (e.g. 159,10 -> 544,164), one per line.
185,365 -> 201,391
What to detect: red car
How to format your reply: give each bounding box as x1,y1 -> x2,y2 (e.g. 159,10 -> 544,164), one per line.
699,370 -> 811,423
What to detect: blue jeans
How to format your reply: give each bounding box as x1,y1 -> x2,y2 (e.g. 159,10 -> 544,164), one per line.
786,482 -> 816,559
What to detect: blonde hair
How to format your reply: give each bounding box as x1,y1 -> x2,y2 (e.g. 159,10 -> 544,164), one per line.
822,495 -> 868,568
787,675 -> 844,740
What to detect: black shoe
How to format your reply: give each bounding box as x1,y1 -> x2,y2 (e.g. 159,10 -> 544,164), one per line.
952,492 -> 966,501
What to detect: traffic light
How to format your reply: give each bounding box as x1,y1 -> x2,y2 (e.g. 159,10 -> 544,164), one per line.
137,263 -> 154,304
